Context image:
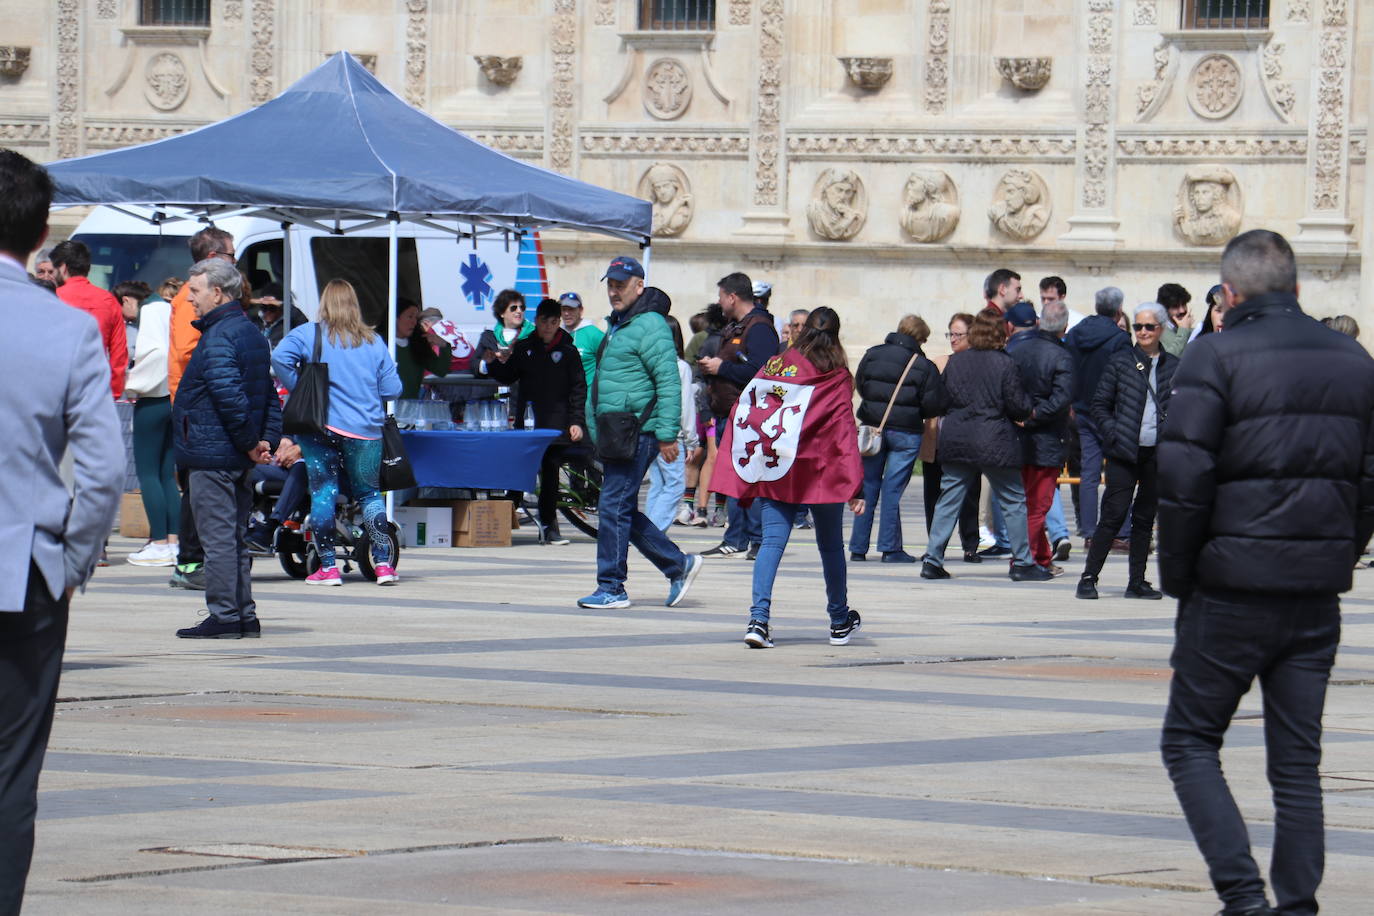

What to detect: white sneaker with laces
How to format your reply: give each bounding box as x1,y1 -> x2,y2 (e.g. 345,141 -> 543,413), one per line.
128,542 -> 178,567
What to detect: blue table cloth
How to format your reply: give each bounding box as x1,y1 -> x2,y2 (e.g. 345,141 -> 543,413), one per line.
400,429 -> 562,492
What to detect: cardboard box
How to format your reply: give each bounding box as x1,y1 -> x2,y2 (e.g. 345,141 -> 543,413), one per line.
407,498 -> 516,547
394,506 -> 453,548
120,492 -> 150,539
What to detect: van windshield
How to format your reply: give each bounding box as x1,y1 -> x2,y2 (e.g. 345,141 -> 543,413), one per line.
73,233 -> 189,294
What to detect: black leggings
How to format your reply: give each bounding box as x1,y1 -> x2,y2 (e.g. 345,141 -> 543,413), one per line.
1083,447 -> 1157,584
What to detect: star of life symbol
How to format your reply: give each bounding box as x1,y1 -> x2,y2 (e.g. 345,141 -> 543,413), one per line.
731,378 -> 813,483
460,254 -> 494,309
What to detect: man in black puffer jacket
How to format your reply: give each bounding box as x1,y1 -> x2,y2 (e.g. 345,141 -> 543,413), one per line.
1157,230 -> 1374,916
1065,287 -> 1131,539
172,258 -> 281,639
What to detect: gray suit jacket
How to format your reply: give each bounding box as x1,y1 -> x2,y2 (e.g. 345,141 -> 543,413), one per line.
0,256 -> 124,611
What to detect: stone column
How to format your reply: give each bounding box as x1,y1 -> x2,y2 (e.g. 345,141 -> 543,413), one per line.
548,0 -> 577,175
1060,0 -> 1122,247
735,0 -> 790,239
1294,0 -> 1355,253
1360,63 -> 1374,325
53,0 -> 82,160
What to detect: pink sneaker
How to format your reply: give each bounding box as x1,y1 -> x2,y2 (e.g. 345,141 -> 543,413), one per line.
374,563 -> 398,586
305,567 -> 343,586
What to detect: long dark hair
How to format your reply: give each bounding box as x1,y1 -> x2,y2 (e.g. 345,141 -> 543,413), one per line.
793,306 -> 847,372
663,314 -> 685,359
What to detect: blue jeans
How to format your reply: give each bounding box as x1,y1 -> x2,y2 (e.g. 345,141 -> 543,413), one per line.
644,445 -> 686,532
751,500 -> 848,626
596,434 -> 687,592
849,428 -> 921,555
989,496 -> 1010,549
1076,413 -> 1104,537
1162,592 -> 1339,915
924,464 -> 1033,568
1046,487 -> 1070,542
716,419 -> 761,549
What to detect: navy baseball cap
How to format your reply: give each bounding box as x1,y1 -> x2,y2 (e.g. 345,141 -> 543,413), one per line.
1006,301 -> 1038,328
558,291 -> 583,308
601,256 -> 645,282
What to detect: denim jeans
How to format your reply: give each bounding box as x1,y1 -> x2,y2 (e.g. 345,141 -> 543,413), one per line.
1076,413 -> 1105,538
596,433 -> 687,592
1162,591 -> 1340,916
750,500 -> 849,626
923,459 -> 979,554
645,444 -> 687,532
924,464 -> 1032,568
1046,487 -> 1070,542
849,428 -> 921,556
716,419 -> 762,549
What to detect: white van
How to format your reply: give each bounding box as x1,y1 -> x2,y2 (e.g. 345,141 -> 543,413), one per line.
70,206 -> 549,345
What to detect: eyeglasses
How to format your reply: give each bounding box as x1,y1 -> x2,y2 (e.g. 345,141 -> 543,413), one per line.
508,304 -> 526,311
946,331 -> 967,340
212,250 -> 236,260
1132,323 -> 1159,332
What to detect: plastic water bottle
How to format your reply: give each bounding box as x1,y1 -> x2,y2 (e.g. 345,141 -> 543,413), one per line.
524,403 -> 535,430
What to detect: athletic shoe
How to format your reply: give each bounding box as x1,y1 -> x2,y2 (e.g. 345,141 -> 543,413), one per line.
829,610 -> 862,646
306,567 -> 343,586
665,555 -> 703,607
793,516 -> 812,530
745,543 -> 760,561
881,551 -> 918,564
1009,563 -> 1053,582
744,619 -> 773,649
961,551 -> 983,564
1076,576 -> 1099,600
176,617 -> 242,639
701,543 -> 743,558
168,564 -> 206,590
1052,537 -> 1072,562
674,506 -> 695,526
1124,581 -> 1163,600
544,526 -> 571,546
688,513 -> 708,527
1046,564 -> 1065,578
850,552 -> 867,561
241,618 -> 262,638
920,560 -> 951,580
708,508 -> 727,527
128,542 -> 177,567
244,523 -> 277,554
374,563 -> 399,585
577,589 -> 632,609
977,545 -> 1012,558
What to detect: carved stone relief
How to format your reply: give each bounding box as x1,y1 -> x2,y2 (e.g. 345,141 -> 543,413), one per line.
1187,54 -> 1243,120
594,0 -> 615,27
1174,165 -> 1243,245
1135,41 -> 1175,121
839,57 -> 893,91
145,52 -> 190,111
730,0 -> 751,26
1080,0 -> 1116,210
1287,0 -> 1311,20
225,1 -> 244,22
55,0 -> 80,158
583,133 -> 749,156
752,0 -> 783,207
1261,42 -> 1295,121
1132,0 -> 1158,25
995,58 -> 1052,91
250,0 -> 276,104
788,133 -> 1075,159
549,0 -> 576,173
405,0 -> 429,107
644,58 -> 692,120
925,1 -> 950,115
475,56 -> 521,87
0,47 -> 30,79
807,169 -> 866,241
900,170 -> 960,243
1310,0 -> 1350,212
96,0 -> 117,19
638,163 -> 694,237
988,169 -> 1051,241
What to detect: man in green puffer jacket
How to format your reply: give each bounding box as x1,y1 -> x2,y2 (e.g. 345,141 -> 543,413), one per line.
578,255 -> 702,610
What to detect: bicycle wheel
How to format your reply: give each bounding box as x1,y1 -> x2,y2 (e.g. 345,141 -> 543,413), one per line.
557,456 -> 602,538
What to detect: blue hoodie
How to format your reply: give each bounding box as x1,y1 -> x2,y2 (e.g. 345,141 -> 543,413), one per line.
1065,314 -> 1131,412
272,322 -> 403,439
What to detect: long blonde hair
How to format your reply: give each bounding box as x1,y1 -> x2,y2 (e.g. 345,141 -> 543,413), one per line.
318,279 -> 377,348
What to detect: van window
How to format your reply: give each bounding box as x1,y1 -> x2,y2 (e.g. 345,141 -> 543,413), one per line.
310,237 -> 421,339
73,233 -> 189,294
238,239 -> 284,295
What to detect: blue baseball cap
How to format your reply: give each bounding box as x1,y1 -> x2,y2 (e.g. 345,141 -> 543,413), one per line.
1006,301 -> 1038,328
601,256 -> 645,282
558,291 -> 583,308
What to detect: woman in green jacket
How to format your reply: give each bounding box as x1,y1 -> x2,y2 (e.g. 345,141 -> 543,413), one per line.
473,289 -> 535,377
394,300 -> 453,398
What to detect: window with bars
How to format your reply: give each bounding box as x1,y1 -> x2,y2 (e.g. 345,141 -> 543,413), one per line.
141,0 -> 211,26
639,0 -> 716,31
1182,0 -> 1269,28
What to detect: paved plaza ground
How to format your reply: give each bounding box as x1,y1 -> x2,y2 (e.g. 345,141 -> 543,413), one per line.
22,501 -> 1374,914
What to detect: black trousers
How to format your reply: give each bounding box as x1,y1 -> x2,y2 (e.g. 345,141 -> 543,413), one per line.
922,459 -> 980,554
1162,591 -> 1339,915
538,443 -> 566,531
175,464 -> 204,566
0,564 -> 70,915
1083,446 -> 1156,584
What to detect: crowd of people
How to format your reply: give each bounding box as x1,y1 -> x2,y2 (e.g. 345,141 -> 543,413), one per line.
5,144 -> 1374,915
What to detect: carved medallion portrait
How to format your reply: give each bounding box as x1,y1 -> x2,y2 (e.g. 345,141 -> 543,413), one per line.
644,58 -> 692,120
638,162 -> 694,237
144,52 -> 189,112
1173,165 -> 1243,246
1187,53 -> 1243,120
806,168 -> 867,241
900,170 -> 960,243
987,168 -> 1051,241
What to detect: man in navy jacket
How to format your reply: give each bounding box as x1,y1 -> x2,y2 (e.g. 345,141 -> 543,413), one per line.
172,258 -> 281,639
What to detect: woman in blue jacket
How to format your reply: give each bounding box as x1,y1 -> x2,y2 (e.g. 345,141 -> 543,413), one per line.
273,280 -> 403,586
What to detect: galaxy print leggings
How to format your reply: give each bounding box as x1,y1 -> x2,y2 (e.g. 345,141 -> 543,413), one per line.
295,431 -> 393,568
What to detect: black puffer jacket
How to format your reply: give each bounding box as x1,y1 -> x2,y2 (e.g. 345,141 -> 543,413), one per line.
487,327 -> 587,445
1090,345 -> 1177,463
1066,314 -> 1131,411
854,333 -> 948,433
1007,329 -> 1074,467
935,348 -> 1032,468
1157,291 -> 1374,599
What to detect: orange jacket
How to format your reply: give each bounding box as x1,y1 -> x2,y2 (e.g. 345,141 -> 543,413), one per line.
57,276 -> 127,399
167,282 -> 199,401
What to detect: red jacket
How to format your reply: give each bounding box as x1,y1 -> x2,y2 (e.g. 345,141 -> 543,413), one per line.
58,276 -> 127,399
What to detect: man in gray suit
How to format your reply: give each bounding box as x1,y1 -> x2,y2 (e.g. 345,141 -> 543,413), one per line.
0,149 -> 124,912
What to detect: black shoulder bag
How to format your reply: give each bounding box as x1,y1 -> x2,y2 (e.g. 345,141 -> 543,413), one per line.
281,323 -> 331,438
590,325 -> 657,462
379,415 -> 417,491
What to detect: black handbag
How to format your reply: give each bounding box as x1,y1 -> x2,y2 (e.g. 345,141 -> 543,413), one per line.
590,330 -> 656,462
379,416 -> 416,491
281,323 -> 331,438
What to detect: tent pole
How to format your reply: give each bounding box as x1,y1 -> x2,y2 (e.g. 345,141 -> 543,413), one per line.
385,214 -> 399,522
281,222 -> 293,332
640,242 -> 651,274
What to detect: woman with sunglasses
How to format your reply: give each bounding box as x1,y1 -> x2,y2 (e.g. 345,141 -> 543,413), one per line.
1076,302 -> 1178,600
473,288 -> 534,377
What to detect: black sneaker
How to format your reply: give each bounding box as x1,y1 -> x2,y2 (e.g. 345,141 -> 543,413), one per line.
881,551 -> 918,564
744,620 -> 773,649
241,618 -> 261,638
1009,563 -> 1053,582
978,545 -> 1012,558
745,543 -> 760,561
1124,581 -> 1163,600
920,560 -> 951,580
1053,537 -> 1072,562
850,552 -> 867,561
176,617 -> 242,639
961,551 -> 983,564
829,610 -> 862,646
169,564 -> 207,590
1076,576 -> 1099,600
701,543 -> 744,558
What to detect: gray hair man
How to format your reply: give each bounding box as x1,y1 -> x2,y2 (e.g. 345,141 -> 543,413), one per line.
784,308 -> 809,346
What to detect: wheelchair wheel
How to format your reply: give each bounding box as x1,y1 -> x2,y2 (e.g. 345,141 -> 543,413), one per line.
355,523 -> 400,582
557,458 -> 602,538
276,530 -> 312,580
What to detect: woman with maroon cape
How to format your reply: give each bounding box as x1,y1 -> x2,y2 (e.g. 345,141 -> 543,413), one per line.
710,307 -> 866,649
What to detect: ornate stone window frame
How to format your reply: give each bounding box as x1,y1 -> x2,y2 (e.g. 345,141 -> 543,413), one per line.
603,30 -> 733,108
1158,29 -> 1272,50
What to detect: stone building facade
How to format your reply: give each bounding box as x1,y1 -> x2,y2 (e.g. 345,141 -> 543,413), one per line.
0,0 -> 1369,351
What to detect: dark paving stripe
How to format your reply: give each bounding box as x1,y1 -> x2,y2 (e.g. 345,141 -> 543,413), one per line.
1021,630 -> 1374,656
44,752 -> 343,778
38,782 -> 396,820
531,784 -> 1374,857
226,632 -> 791,659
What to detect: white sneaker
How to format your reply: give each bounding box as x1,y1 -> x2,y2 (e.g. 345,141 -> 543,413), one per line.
673,505 -> 694,526
128,542 -> 177,567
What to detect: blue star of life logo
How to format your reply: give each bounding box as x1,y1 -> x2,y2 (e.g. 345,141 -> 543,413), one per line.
460,254 -> 494,309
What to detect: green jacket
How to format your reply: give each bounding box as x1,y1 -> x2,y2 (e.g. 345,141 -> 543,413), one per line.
395,338 -> 453,399
1161,324 -> 1190,359
568,321 -> 605,391
588,289 -> 681,444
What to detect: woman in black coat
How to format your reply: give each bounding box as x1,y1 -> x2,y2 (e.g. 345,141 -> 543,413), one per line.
921,311 -> 1048,582
1077,302 -> 1177,600
849,315 -> 947,562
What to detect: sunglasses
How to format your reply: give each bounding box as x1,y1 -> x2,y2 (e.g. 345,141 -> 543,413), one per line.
507,304 -> 526,311
1132,323 -> 1159,332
